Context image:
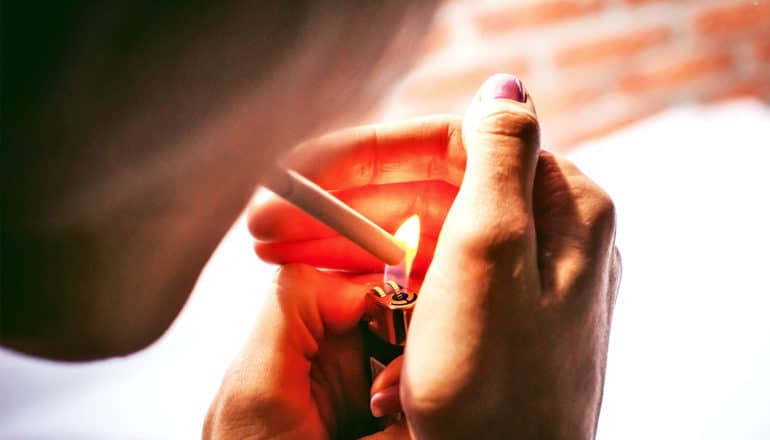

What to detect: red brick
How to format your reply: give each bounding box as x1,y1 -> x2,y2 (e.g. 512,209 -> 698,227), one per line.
702,76 -> 770,102
694,2 -> 770,37
625,0 -> 699,4
754,38 -> 770,62
556,26 -> 671,67
475,0 -> 605,35
534,85 -> 603,116
620,53 -> 734,94
398,61 -> 530,104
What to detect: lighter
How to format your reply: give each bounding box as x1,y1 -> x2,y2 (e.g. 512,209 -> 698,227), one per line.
364,280 -> 417,346
360,215 -> 420,381
359,280 -> 416,429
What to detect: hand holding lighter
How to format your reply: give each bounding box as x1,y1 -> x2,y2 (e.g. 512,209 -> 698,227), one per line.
361,280 -> 418,425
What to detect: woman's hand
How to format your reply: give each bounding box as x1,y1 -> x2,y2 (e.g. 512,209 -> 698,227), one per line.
205,265 -> 424,439
247,74 -> 621,438
205,265 -> 379,439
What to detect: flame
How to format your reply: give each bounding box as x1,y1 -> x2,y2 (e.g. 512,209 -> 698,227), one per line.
394,214 -> 421,267
385,215 -> 420,289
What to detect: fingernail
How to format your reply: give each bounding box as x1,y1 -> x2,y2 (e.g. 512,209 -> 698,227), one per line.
480,73 -> 525,102
370,385 -> 401,418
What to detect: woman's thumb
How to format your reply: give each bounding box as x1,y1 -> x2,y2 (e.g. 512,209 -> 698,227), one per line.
457,73 -> 540,230
399,75 -> 542,436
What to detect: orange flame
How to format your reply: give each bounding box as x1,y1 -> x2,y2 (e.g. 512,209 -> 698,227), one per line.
385,215 -> 420,289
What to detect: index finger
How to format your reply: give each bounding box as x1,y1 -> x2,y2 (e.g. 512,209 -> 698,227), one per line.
279,114 -> 466,190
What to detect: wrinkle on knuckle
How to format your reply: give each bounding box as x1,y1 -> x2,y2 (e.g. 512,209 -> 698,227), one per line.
273,263 -> 309,285
409,181 -> 430,220
566,176 -> 615,243
446,117 -> 462,146
351,144 -> 378,187
368,127 -> 382,185
402,368 -> 509,436
272,264 -> 320,306
587,189 -> 617,240
476,109 -> 540,144
401,379 -> 467,429
425,150 -> 444,181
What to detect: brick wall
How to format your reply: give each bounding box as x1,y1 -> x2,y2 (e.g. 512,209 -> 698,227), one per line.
378,0 -> 770,149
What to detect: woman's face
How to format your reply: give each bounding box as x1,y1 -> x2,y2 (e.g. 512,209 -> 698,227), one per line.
8,2 -> 438,186
1,2 -> 441,360
232,1 -> 440,166
3,2 -> 440,236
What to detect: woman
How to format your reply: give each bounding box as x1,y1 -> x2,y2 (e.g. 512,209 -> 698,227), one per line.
3,3 -> 620,438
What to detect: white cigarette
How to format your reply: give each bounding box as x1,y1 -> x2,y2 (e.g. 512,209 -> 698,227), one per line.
262,166 -> 406,265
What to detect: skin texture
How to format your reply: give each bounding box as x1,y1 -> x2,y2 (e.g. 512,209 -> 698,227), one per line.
204,266 -> 377,439
1,1 -> 438,360
209,78 -> 621,438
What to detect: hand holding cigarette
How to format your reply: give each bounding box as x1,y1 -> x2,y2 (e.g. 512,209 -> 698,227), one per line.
208,75 -> 621,439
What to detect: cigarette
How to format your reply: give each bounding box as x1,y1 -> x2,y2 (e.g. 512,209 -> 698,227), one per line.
262,166 -> 406,265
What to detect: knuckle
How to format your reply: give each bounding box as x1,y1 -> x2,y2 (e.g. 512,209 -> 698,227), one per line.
425,149 -> 446,181
551,151 -> 582,175
402,392 -> 451,429
272,263 -> 317,289
475,107 -> 540,145
587,187 -> 617,238
402,374 -> 504,436
544,152 -> 617,241
402,381 -> 466,430
274,262 -> 312,279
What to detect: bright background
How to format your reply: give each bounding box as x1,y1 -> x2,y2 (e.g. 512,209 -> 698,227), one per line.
2,0 -> 770,438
